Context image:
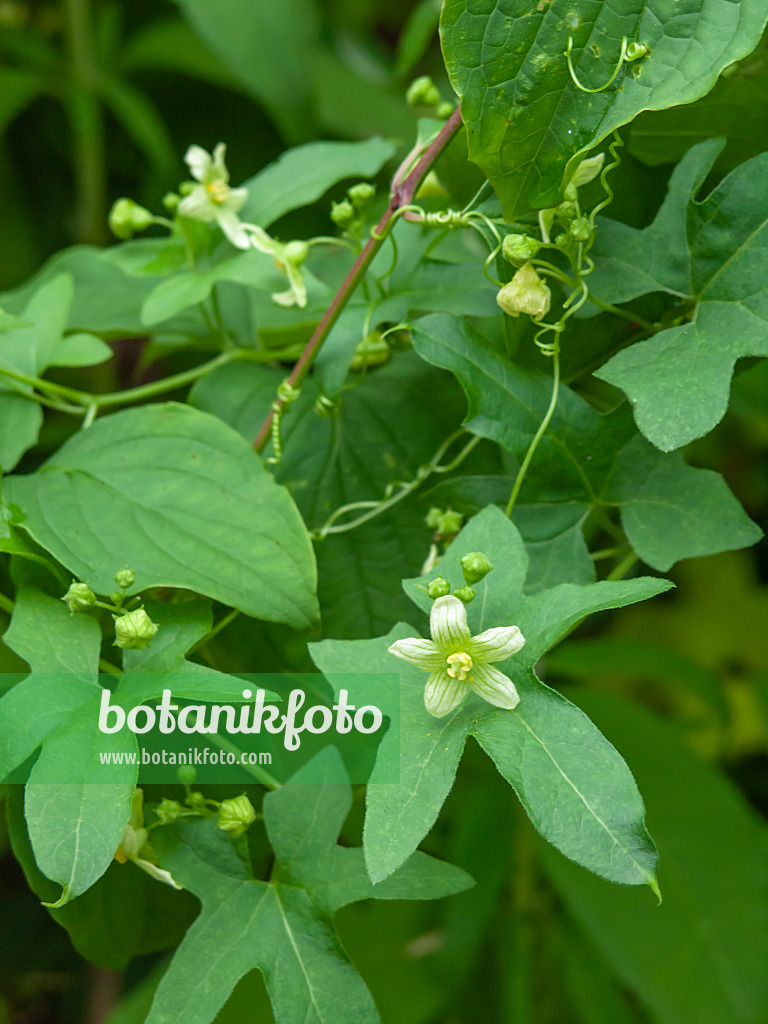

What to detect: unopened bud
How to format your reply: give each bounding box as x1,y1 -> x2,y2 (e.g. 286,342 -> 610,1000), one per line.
348,182 -> 375,211
108,198 -> 154,240
62,582 -> 96,613
425,507 -> 464,538
555,201 -> 577,222
436,101 -> 455,120
217,794 -> 257,837
460,552 -> 494,585
427,577 -> 451,599
569,216 -> 593,243
502,233 -> 541,266
496,264 -> 551,321
406,75 -> 441,109
155,798 -> 184,824
177,764 -> 197,786
114,568 -> 135,589
453,586 -> 476,604
162,191 -> 180,212
330,199 -> 354,227
283,240 -> 308,266
555,233 -> 569,248
114,608 -> 158,650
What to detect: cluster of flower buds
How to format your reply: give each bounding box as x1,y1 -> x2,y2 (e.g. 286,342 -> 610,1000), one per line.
331,181 -> 377,238
61,568 -> 159,651
425,551 -> 494,606
426,507 -> 464,541
406,75 -> 455,119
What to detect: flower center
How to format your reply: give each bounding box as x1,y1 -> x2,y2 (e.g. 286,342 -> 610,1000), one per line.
446,651 -> 473,682
206,179 -> 230,204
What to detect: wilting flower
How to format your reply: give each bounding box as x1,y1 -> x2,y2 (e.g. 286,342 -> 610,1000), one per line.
178,143 -> 251,249
114,790 -> 182,889
496,263 -> 551,320
249,229 -> 309,308
388,595 -> 525,718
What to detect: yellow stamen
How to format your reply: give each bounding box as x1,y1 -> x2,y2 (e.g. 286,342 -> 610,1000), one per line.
446,652 -> 473,682
206,180 -> 229,204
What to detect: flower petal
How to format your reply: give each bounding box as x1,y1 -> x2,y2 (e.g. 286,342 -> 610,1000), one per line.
248,225 -> 281,257
469,663 -> 520,711
184,145 -> 212,183
430,595 -> 470,651
222,186 -> 248,215
424,669 -> 467,718
211,142 -> 230,183
285,261 -> 307,308
216,209 -> 252,249
388,637 -> 443,671
469,625 -> 525,664
132,856 -> 183,890
178,186 -> 216,222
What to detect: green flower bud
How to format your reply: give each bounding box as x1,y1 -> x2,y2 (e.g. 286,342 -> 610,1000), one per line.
564,182 -> 578,203
502,233 -> 542,266
425,507 -> 464,538
496,264 -> 551,321
109,591 -> 125,608
185,790 -> 207,811
347,182 -> 375,211
62,582 -> 96,613
427,577 -> 451,599
162,191 -> 180,212
283,240 -> 309,266
350,330 -> 390,370
217,794 -> 257,837
114,568 -> 135,589
178,181 -> 195,196
155,798 -> 184,824
460,551 -> 494,585
177,764 -> 197,785
569,216 -> 593,243
436,101 -> 455,120
114,608 -> 159,650
555,233 -> 569,248
108,198 -> 154,240
406,75 -> 441,109
453,586 -> 476,604
330,199 -> 354,227
554,201 -> 577,222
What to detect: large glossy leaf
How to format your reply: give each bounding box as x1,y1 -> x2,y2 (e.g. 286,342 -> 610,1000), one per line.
5,403 -> 318,629
312,506 -> 670,887
591,141 -> 768,449
440,0 -> 768,217
412,314 -> 761,572
146,749 -> 472,1024
541,690 -> 768,1024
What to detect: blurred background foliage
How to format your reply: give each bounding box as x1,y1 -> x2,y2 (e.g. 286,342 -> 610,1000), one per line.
0,2 -> 767,1023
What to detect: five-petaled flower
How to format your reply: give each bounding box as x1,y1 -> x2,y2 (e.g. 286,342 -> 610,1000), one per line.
178,143 -> 251,249
388,594 -> 525,718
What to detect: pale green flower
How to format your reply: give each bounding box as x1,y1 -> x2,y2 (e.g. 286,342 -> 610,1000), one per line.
115,790 -> 182,889
389,594 -> 525,718
178,143 -> 251,249
248,228 -> 309,308
497,263 -> 551,320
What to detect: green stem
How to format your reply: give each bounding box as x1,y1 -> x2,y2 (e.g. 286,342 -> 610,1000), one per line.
253,108 -> 464,453
64,0 -> 107,245
206,733 -> 281,789
606,551 -> 638,581
505,349 -> 560,516
0,346 -> 304,414
189,608 -> 240,655
0,591 -> 14,616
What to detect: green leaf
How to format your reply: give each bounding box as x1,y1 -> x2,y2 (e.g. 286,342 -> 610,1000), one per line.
49,331 -> 112,368
176,0 -> 319,141
629,59 -> 768,173
312,506 -> 670,887
440,0 -> 768,217
0,588 -> 101,781
241,137 -> 397,228
541,690 -> 768,1024
24,699 -> 138,906
114,598 -> 281,705
591,141 -> 768,449
146,748 -> 472,1024
412,314 -> 761,572
5,403 -> 318,629
191,353 -> 467,638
